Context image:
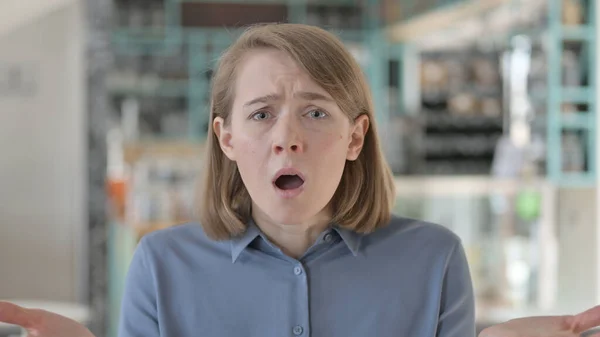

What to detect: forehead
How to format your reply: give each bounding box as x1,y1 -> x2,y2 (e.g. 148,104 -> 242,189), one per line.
234,49 -> 328,99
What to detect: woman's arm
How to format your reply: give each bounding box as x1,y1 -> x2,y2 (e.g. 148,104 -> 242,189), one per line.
436,240 -> 476,337
118,237 -> 160,337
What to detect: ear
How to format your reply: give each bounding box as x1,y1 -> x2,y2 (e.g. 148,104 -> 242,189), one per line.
346,114 -> 369,161
213,117 -> 236,161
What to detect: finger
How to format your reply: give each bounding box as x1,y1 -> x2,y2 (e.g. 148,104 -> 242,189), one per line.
0,301 -> 34,328
569,305 -> 600,333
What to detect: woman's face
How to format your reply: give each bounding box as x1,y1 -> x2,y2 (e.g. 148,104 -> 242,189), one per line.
214,49 -> 368,226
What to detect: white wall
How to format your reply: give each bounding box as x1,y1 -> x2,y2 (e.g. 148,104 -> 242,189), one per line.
0,0 -> 75,39
556,188 -> 598,313
0,1 -> 85,302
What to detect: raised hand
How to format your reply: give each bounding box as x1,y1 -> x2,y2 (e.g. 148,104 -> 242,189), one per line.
0,301 -> 94,337
479,305 -> 600,337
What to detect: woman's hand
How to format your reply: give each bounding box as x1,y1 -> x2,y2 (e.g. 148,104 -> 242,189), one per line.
479,305 -> 600,337
0,301 -> 94,337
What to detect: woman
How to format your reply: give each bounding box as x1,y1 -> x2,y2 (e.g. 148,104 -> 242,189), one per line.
1,23 -> 599,337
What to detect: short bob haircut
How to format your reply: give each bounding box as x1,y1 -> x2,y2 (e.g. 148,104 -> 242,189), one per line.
198,23 -> 396,240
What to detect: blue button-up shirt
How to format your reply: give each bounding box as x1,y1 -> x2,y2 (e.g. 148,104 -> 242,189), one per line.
118,215 -> 475,337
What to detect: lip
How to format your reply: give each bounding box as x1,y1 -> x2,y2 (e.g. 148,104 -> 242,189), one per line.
273,167 -> 306,182
272,167 -> 306,199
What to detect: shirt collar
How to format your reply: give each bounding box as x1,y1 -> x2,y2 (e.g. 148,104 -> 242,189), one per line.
230,220 -> 261,263
229,220 -> 364,262
333,226 -> 363,256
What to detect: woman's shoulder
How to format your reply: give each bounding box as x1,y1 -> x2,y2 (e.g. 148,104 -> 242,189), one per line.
136,222 -> 229,262
142,222 -> 208,242
387,214 -> 461,242
362,214 -> 463,256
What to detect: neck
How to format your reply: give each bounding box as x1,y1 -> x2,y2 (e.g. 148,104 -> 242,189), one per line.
251,208 -> 331,259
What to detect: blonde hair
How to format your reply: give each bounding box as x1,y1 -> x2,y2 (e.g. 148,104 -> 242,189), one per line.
198,23 -> 396,240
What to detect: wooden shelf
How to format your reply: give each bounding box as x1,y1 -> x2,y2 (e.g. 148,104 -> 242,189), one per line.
385,0 -> 511,43
123,140 -> 205,165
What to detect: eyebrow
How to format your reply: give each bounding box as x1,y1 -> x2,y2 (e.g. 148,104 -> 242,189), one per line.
243,91 -> 333,107
243,94 -> 280,108
295,91 -> 333,102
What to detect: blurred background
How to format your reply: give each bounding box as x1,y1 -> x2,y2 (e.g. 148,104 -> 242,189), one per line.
0,0 -> 598,336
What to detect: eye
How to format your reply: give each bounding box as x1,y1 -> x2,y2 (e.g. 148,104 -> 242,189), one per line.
251,110 -> 271,121
307,109 -> 328,119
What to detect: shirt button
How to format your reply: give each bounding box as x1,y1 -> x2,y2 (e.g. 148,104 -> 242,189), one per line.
324,233 -> 333,243
293,266 -> 303,275
293,325 -> 303,335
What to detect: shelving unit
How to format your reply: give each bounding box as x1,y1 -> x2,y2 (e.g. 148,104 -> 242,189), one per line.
107,0 -> 398,142
546,0 -> 597,186
414,49 -> 505,175
381,0 -> 598,185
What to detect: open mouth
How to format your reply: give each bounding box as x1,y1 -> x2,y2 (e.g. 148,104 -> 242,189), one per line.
274,174 -> 305,190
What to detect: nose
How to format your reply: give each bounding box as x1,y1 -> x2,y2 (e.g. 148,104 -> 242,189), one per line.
272,114 -> 304,155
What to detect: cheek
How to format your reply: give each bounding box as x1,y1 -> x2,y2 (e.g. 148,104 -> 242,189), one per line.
231,136 -> 270,182
310,130 -> 348,156
232,125 -> 266,156
235,140 -> 262,163
240,140 -> 259,156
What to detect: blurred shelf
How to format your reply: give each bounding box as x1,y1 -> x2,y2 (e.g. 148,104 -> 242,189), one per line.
561,112 -> 593,130
107,76 -> 188,97
424,112 -> 503,129
112,28 -> 183,55
560,25 -> 594,41
180,0 -> 359,4
386,0 -> 514,43
552,172 -> 596,188
123,141 -> 205,165
421,86 -> 502,99
393,175 -> 549,196
529,88 -> 592,106
561,87 -> 594,104
113,26 -> 366,43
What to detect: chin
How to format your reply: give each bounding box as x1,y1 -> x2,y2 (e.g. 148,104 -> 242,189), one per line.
249,188 -> 333,225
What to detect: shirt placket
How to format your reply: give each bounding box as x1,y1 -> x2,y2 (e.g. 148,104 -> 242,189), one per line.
290,261 -> 310,337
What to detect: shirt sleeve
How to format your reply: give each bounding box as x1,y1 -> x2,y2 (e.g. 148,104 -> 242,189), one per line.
436,239 -> 476,337
118,237 -> 161,337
